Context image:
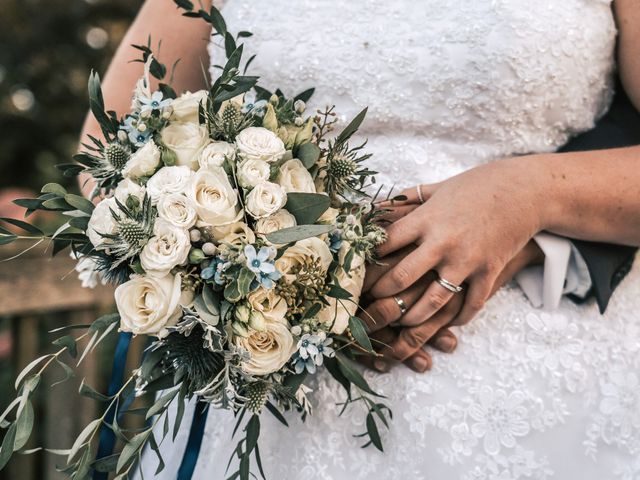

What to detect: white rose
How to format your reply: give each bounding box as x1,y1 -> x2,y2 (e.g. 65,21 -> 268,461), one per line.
235,127 -> 286,163
115,272 -> 186,337
160,122 -> 209,168
87,197 -> 118,248
247,288 -> 288,323
199,141 -> 236,170
170,90 -> 207,124
277,158 -> 316,193
237,158 -> 270,188
210,222 -> 256,246
157,193 -> 197,229
275,237 -> 333,282
146,166 -> 193,202
122,141 -> 161,180
188,168 -> 242,226
245,181 -> 287,219
317,263 -> 366,334
235,320 -> 295,375
140,219 -> 191,277
114,178 -> 146,204
255,209 -> 297,236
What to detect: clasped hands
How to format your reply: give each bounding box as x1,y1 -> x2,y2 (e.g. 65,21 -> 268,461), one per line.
357,160 -> 546,373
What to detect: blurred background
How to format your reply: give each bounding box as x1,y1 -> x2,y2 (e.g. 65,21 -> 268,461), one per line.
0,1 -> 144,478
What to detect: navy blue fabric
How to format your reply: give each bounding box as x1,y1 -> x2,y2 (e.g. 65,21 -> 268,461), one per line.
177,401 -> 210,480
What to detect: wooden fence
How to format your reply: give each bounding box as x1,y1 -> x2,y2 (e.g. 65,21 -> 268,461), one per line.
0,239 -> 131,480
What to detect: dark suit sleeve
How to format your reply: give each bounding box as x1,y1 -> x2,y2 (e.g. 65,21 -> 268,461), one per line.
557,79 -> 638,313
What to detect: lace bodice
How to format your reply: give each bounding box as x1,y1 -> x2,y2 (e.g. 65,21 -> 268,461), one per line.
137,2 -> 640,479
209,0 -> 616,186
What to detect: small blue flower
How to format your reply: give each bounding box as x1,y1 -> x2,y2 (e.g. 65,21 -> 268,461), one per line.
139,91 -> 172,113
120,116 -> 151,147
297,334 -> 320,360
293,355 -> 317,374
315,337 -> 335,365
329,231 -> 343,253
241,90 -> 268,116
244,245 -> 281,288
201,257 -> 230,285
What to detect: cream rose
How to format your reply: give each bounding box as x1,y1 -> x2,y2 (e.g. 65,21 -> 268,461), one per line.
210,221 -> 256,247
87,197 -> 118,248
170,90 -> 207,123
255,209 -> 297,236
199,141 -> 236,170
122,141 -> 161,180
115,272 -> 186,337
140,219 -> 191,277
235,127 -> 286,163
114,178 -> 146,204
318,206 -> 339,225
245,181 -> 287,219
247,288 -> 288,323
338,241 -> 366,270
157,193 -> 197,229
317,263 -> 366,334
235,320 -> 295,375
237,158 -> 270,188
277,158 -> 316,193
275,237 -> 333,282
146,166 -> 193,202
188,168 -> 242,226
160,122 -> 209,168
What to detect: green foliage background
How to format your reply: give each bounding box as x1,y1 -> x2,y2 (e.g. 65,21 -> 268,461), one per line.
0,0 -> 144,192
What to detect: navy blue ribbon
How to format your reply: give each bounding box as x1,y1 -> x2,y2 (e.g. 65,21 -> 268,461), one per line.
93,331 -> 132,480
177,401 -> 210,480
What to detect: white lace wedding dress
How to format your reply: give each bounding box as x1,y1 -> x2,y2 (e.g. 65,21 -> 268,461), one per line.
139,1 -> 640,478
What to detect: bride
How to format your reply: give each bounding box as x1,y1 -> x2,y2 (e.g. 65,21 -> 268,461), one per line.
84,0 -> 640,478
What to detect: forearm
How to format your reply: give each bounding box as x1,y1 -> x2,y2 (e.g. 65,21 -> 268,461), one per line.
524,147 -> 640,246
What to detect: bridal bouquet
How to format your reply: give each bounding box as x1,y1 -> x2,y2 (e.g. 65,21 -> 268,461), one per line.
0,4 -> 393,479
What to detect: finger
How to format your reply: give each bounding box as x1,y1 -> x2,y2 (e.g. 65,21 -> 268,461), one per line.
450,276 -> 494,326
370,244 -> 439,298
400,267 -> 468,325
361,274 -> 433,332
377,183 -> 440,208
375,204 -> 419,223
386,307 -> 454,362
376,214 -> 424,257
427,327 -> 458,353
403,349 -> 433,373
399,285 -> 464,327
362,246 -> 413,293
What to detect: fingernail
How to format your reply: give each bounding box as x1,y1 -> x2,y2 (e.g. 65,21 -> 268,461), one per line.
435,335 -> 457,353
413,355 -> 431,373
374,359 -> 390,373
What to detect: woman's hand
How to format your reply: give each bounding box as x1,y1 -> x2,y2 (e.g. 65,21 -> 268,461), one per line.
359,237 -> 544,372
369,158 -> 545,328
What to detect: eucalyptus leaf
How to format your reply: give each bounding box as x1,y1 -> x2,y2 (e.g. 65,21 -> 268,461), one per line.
79,380 -> 111,402
15,357 -> 47,389
348,316 -> 373,352
41,183 -> 67,196
52,335 -> 78,358
0,217 -> 43,235
336,107 -> 368,145
68,418 -> 101,463
284,192 -> 331,225
194,295 -> 220,326
265,224 -> 333,244
336,353 -> 380,397
365,413 -> 383,451
64,194 -> 95,215
295,142 -> 321,169
51,358 -> 75,387
145,389 -> 179,420
0,423 -> 17,470
116,430 -> 151,473
14,401 -> 34,450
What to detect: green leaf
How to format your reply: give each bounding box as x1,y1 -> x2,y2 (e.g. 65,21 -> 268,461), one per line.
64,194 -> 94,215
52,335 -> 78,358
51,358 -> 75,387
324,356 -> 351,395
41,183 -> 67,196
336,107 -> 368,145
0,234 -> 17,245
194,295 -> 220,326
79,380 -> 111,402
264,402 -> 288,427
91,453 -> 119,473
15,358 -> 47,389
348,316 -> 373,352
0,218 -> 43,235
148,433 -> 166,475
293,88 -> 315,103
41,197 -> 72,211
265,224 -> 333,244
0,423 -> 17,469
237,267 -> 255,297
294,142 -> 321,169
336,353 -> 381,397
244,415 -> 260,454
209,5 -> 227,37
14,401 -> 34,450
68,418 -> 101,463
284,192 -> 331,225
327,284 -> 353,300
116,430 -> 151,473
146,389 -> 179,420
365,413 -> 383,451
202,286 -> 220,315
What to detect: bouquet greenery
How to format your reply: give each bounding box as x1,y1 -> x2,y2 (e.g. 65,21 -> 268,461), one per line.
0,3 -> 394,479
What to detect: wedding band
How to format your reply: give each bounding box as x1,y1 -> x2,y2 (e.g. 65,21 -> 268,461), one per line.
393,295 -> 408,315
416,185 -> 425,204
436,276 -> 464,293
